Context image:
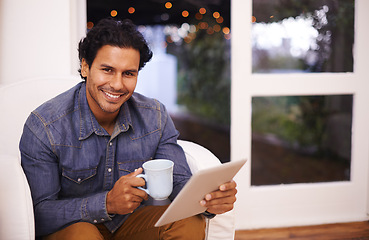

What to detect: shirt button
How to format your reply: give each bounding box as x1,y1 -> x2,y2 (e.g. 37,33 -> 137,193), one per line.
101,218 -> 105,221
109,142 -> 113,146
107,168 -> 112,173
77,178 -> 81,182
93,220 -> 97,223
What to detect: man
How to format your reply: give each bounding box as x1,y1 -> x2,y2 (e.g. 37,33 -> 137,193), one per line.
20,18 -> 237,239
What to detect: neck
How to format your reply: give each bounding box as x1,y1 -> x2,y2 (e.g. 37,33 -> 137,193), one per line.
103,122 -> 116,136
88,104 -> 119,135
95,113 -> 118,135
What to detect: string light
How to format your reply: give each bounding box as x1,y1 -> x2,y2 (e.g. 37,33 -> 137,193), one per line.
128,7 -> 135,14
216,16 -> 224,24
87,21 -> 94,29
213,12 -> 220,19
182,10 -> 189,18
199,8 -> 206,14
213,24 -> 221,32
222,27 -> 230,34
199,22 -> 208,29
195,13 -> 203,20
165,2 -> 172,9
110,10 -> 118,17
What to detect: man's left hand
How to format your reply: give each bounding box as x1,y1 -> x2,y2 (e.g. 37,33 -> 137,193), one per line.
200,180 -> 237,214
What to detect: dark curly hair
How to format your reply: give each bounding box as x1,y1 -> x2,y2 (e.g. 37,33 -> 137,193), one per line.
78,18 -> 153,80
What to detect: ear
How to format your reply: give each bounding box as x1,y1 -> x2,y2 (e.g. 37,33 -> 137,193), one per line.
81,59 -> 89,78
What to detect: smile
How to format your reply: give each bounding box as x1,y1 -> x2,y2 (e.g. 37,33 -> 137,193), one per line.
102,90 -> 124,100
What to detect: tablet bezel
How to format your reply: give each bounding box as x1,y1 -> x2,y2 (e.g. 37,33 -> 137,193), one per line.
155,159 -> 247,227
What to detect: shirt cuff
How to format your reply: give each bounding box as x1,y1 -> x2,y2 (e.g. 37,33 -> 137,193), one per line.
202,210 -> 216,219
81,191 -> 112,224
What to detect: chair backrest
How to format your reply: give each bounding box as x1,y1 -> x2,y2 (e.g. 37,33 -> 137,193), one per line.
0,155 -> 35,240
0,76 -> 81,159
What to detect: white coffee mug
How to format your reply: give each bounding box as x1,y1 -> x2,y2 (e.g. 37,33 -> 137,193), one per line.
137,159 -> 174,200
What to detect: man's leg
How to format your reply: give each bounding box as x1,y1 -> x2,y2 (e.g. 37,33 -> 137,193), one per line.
43,222 -> 105,240
112,205 -> 206,240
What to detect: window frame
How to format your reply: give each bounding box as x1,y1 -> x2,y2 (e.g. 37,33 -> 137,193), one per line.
231,0 -> 369,230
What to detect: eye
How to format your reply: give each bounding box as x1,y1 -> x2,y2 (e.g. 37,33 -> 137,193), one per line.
103,68 -> 112,73
124,71 -> 136,77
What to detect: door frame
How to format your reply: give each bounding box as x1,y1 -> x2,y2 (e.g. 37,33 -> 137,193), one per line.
231,0 -> 369,230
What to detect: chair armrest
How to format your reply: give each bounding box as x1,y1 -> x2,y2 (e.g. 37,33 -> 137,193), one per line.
177,140 -> 236,240
177,140 -> 221,173
0,155 -> 35,240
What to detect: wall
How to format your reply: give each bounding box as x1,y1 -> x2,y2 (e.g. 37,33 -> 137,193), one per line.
0,0 -> 86,85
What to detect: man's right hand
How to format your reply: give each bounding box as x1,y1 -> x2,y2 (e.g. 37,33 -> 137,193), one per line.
106,168 -> 148,215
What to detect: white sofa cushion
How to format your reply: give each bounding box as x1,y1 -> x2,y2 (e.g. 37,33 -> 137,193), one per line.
0,76 -> 80,158
0,155 -> 35,240
178,140 -> 236,240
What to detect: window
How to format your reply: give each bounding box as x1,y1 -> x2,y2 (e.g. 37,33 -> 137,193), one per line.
252,0 -> 354,73
251,94 -> 352,185
232,0 -> 369,229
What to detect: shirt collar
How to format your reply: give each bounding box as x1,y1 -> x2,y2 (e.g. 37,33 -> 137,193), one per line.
78,82 -> 132,140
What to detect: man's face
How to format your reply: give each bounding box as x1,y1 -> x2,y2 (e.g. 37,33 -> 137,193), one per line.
81,45 -> 140,119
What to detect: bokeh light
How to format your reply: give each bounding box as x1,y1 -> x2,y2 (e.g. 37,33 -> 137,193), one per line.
195,13 -> 203,20
182,10 -> 189,18
213,12 -> 220,19
216,16 -> 224,24
87,21 -> 94,29
165,2 -> 172,9
222,27 -> 230,35
213,24 -> 221,32
110,10 -> 118,17
199,22 -> 209,29
128,7 -> 135,14
199,8 -> 206,15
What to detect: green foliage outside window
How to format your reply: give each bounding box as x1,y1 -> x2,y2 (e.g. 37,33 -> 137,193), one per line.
168,25 -> 231,126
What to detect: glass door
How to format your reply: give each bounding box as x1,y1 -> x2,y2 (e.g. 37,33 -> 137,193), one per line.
232,0 -> 369,229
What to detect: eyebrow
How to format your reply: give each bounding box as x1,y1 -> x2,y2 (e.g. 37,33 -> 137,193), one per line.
100,64 -> 138,73
99,64 -> 114,69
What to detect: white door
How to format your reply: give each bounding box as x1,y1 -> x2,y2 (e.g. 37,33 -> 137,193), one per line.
232,0 -> 369,229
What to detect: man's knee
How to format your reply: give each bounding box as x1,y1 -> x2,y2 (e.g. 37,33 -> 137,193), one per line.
43,222 -> 104,240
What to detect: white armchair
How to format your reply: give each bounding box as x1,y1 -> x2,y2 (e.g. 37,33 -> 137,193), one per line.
0,76 -> 235,240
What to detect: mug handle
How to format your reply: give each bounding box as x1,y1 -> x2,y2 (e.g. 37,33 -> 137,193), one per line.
136,174 -> 149,194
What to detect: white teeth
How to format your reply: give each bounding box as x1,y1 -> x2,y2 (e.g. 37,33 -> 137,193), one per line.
105,91 -> 121,99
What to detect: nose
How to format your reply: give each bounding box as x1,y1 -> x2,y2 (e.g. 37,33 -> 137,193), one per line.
109,73 -> 125,91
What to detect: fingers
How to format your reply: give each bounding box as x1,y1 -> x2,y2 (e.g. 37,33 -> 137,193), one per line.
120,180 -> 148,200
106,169 -> 149,215
130,168 -> 143,177
201,194 -> 237,214
219,180 -> 237,191
200,180 -> 238,215
204,180 -> 237,202
123,168 -> 146,188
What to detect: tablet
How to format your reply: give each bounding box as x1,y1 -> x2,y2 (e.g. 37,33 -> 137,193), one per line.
155,159 -> 247,227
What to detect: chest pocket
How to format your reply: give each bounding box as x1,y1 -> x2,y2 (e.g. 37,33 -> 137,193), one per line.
60,167 -> 98,198
118,161 -> 146,177
62,167 -> 97,184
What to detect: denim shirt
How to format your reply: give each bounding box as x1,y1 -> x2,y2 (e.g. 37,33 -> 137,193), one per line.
20,82 -> 191,237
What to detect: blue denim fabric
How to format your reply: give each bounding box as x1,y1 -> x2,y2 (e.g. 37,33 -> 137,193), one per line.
20,82 -> 191,237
